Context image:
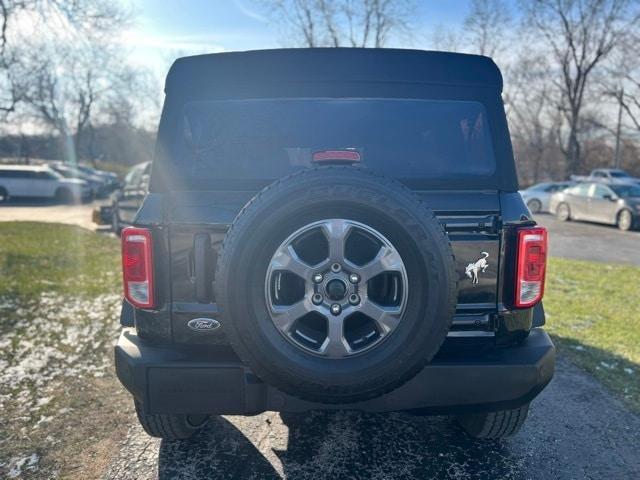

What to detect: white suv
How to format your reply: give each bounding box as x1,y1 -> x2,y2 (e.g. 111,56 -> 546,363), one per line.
0,165 -> 91,203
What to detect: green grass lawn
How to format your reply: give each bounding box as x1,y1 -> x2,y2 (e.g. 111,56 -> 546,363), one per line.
0,222 -> 129,479
0,222 -> 120,302
545,257 -> 640,412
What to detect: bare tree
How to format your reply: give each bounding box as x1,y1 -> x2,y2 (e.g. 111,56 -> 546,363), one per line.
609,34 -> 640,134
24,48 -> 100,161
429,24 -> 461,52
0,0 -> 29,115
504,56 -> 564,183
0,0 -> 161,166
257,0 -> 414,47
620,82 -> 640,131
463,0 -> 512,57
523,0 -> 640,176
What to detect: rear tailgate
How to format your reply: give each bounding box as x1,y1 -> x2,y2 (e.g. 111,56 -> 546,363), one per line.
166,189 -> 501,344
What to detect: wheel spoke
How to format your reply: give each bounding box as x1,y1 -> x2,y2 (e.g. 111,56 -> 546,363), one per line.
322,219 -> 351,264
359,299 -> 402,334
319,315 -> 352,358
270,244 -> 313,280
357,246 -> 404,282
270,300 -> 311,332
266,219 -> 408,356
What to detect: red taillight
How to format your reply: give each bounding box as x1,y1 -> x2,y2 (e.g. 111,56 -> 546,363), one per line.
312,150 -> 361,163
514,227 -> 548,308
122,227 -> 155,309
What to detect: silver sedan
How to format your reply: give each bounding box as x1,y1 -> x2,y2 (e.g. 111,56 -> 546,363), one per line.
519,181 -> 574,214
549,182 -> 640,231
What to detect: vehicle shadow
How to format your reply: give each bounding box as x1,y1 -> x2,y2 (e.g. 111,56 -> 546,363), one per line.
157,411 -> 523,479
158,416 -> 280,479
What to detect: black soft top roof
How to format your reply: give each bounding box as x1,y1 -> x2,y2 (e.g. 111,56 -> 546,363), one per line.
165,48 -> 503,95
154,48 -> 519,192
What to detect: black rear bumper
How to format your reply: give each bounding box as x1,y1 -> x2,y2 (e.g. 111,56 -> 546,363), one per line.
115,328 -> 555,415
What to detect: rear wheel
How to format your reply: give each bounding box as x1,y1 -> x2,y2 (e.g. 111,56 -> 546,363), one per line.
134,401 -> 209,440
617,209 -> 634,231
112,204 -> 122,235
456,404 -> 529,439
526,199 -> 542,214
556,202 -> 571,221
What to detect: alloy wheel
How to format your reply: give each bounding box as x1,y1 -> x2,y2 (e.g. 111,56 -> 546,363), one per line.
265,219 -> 408,358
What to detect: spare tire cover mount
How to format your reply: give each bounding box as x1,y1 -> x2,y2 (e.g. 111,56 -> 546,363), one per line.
215,167 -> 457,404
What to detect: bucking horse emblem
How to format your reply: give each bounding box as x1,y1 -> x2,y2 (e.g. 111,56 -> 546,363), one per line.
465,252 -> 489,284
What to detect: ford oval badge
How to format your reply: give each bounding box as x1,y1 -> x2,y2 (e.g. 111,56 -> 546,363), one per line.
188,318 -> 221,333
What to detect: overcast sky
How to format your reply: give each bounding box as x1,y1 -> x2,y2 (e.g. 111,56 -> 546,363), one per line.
124,0 -> 484,79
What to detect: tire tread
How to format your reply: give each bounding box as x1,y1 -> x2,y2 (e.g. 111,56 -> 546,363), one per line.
215,166 -> 458,404
456,404 -> 529,439
134,401 -> 206,440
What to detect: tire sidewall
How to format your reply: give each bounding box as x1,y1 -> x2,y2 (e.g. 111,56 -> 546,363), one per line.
112,203 -> 121,235
216,169 -> 456,402
618,209 -> 633,231
557,203 -> 570,221
527,199 -> 541,214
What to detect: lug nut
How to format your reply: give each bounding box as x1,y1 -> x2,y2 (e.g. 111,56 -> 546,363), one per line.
348,293 -> 360,305
330,303 -> 342,315
349,273 -> 360,284
331,263 -> 342,273
312,293 -> 323,305
312,273 -> 324,284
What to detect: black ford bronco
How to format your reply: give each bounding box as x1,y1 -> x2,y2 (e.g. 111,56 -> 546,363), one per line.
115,48 -> 555,441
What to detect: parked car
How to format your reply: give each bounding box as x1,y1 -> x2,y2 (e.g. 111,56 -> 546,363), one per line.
49,163 -> 109,198
115,49 -> 554,442
550,181 -> 640,230
519,181 -> 574,213
571,168 -> 640,185
75,165 -> 120,191
0,165 -> 91,203
110,161 -> 151,234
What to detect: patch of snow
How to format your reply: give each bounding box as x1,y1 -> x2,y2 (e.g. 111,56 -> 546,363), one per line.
35,415 -> 53,427
7,453 -> 39,478
0,292 -> 120,430
36,396 -> 52,407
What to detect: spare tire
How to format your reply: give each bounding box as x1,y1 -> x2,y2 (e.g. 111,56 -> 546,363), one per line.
215,167 -> 456,403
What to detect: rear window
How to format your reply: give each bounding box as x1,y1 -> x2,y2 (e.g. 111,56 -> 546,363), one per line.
175,98 -> 495,185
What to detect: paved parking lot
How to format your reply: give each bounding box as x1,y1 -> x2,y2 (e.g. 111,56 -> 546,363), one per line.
0,199 -> 101,231
104,357 -> 640,479
535,214 -> 640,266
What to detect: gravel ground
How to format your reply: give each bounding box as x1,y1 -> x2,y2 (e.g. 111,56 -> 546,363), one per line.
535,214 -> 640,266
104,357 -> 640,480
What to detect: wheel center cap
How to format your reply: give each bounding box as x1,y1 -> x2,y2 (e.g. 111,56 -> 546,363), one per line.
326,279 -> 347,301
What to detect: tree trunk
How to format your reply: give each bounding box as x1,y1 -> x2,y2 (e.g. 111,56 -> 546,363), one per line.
566,119 -> 581,176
